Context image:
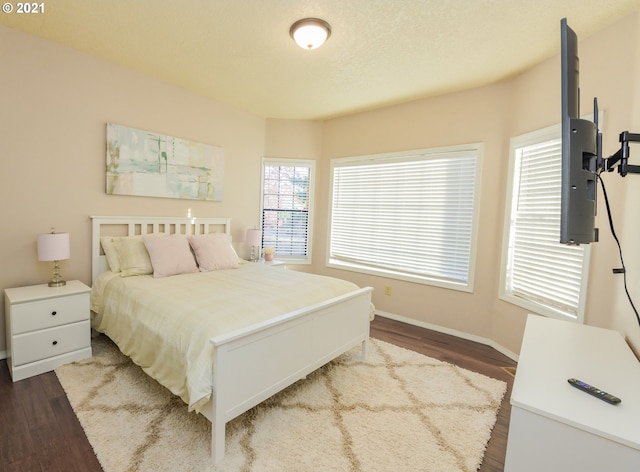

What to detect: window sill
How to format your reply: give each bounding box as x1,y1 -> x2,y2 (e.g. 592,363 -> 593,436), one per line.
327,259 -> 473,293
499,292 -> 582,323
270,258 -> 310,266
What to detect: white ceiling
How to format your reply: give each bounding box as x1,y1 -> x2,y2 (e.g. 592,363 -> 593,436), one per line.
2,0 -> 640,120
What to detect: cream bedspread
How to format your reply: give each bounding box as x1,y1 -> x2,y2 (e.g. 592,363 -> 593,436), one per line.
91,263 -> 363,412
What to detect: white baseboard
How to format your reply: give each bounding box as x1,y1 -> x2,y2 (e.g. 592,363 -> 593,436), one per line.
374,310 -> 519,362
0,350 -> 6,361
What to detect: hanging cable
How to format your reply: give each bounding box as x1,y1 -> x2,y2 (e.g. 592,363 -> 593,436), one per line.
596,172 -> 640,328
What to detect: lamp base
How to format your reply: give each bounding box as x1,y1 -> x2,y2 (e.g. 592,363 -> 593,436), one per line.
48,260 -> 66,287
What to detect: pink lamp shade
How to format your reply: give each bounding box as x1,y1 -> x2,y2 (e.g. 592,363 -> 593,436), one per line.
37,232 -> 70,261
245,228 -> 262,247
245,228 -> 262,262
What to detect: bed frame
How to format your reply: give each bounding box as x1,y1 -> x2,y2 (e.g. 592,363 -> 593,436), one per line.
90,216 -> 373,463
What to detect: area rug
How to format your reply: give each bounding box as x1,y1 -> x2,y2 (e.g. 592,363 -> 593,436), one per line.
55,335 -> 506,472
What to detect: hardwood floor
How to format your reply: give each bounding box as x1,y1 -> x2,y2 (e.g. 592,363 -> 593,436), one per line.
0,317 -> 516,471
0,361 -> 102,472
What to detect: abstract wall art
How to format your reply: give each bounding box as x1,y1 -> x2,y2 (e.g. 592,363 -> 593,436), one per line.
106,123 -> 224,201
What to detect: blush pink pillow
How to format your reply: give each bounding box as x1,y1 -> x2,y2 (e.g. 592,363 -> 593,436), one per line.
188,234 -> 240,271
142,234 -> 199,278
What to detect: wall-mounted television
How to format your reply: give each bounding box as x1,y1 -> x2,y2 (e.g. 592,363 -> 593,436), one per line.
559,18 -> 640,329
559,18 -> 599,245
560,18 -> 640,246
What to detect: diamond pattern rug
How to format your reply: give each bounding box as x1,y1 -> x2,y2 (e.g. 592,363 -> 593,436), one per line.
55,335 -> 506,471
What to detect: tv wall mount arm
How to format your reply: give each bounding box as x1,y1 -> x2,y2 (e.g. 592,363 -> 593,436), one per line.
601,131 -> 640,177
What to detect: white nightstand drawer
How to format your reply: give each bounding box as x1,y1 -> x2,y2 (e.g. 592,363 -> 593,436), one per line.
12,320 -> 90,366
11,293 -> 89,334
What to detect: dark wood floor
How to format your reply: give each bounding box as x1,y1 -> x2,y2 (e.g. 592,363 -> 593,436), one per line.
0,360 -> 102,472
0,317 -> 516,471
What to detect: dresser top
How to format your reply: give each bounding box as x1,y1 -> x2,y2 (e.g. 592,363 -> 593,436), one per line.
512,314 -> 640,450
4,280 -> 90,304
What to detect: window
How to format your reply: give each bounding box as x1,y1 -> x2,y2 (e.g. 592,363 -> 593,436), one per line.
500,126 -> 590,322
328,145 -> 482,291
261,158 -> 315,264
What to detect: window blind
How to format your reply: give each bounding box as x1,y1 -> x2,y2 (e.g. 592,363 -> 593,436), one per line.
261,163 -> 311,257
329,150 -> 479,288
505,137 -> 588,318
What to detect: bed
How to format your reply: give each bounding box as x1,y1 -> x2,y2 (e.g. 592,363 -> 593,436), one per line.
89,216 -> 373,463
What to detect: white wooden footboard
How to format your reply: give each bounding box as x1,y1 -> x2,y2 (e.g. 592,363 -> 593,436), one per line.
200,286 -> 373,463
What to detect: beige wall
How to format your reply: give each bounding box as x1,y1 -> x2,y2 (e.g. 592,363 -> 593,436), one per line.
316,82 -> 522,351
264,119 -> 324,270
316,84 -> 510,344
265,119 -> 323,160
613,12 -> 640,355
0,26 -> 266,352
313,12 -> 640,356
2,11 -> 639,359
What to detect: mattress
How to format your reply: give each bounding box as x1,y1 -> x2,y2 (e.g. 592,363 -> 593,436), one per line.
90,263 -> 362,411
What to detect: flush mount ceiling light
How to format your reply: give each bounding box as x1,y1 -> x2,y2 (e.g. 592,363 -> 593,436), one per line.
290,18 -> 331,50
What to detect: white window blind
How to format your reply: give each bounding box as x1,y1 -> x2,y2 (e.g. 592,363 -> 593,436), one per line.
261,160 -> 314,261
329,147 -> 481,290
502,133 -> 589,320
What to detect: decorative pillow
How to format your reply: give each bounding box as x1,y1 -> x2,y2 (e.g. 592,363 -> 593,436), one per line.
188,233 -> 240,271
116,237 -> 153,277
143,234 -> 199,278
100,236 -> 122,272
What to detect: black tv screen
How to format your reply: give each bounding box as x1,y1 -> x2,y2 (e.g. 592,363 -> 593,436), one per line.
560,18 -> 599,245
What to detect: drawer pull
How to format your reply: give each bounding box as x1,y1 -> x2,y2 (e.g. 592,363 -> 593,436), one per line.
52,340 -> 58,346
51,311 -> 57,316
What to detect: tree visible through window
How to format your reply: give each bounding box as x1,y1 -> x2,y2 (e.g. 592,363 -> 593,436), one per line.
261,159 -> 314,262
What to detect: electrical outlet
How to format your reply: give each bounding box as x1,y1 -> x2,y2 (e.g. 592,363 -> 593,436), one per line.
384,285 -> 392,296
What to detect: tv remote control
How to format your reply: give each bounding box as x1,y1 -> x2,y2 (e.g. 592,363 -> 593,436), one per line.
567,378 -> 621,405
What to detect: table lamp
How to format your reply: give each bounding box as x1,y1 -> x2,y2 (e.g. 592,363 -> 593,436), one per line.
245,228 -> 262,262
37,230 -> 70,287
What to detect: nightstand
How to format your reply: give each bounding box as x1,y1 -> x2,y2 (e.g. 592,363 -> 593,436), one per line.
4,280 -> 92,381
258,259 -> 286,267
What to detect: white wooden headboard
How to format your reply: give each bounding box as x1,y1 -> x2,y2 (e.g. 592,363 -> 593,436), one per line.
90,216 -> 232,285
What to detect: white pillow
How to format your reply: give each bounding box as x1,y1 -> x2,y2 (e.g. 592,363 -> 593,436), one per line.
116,237 -> 153,277
100,236 -> 122,272
143,234 -> 199,278
188,234 -> 240,271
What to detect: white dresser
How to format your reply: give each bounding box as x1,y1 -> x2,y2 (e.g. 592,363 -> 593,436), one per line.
505,314 -> 640,471
4,280 -> 92,381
